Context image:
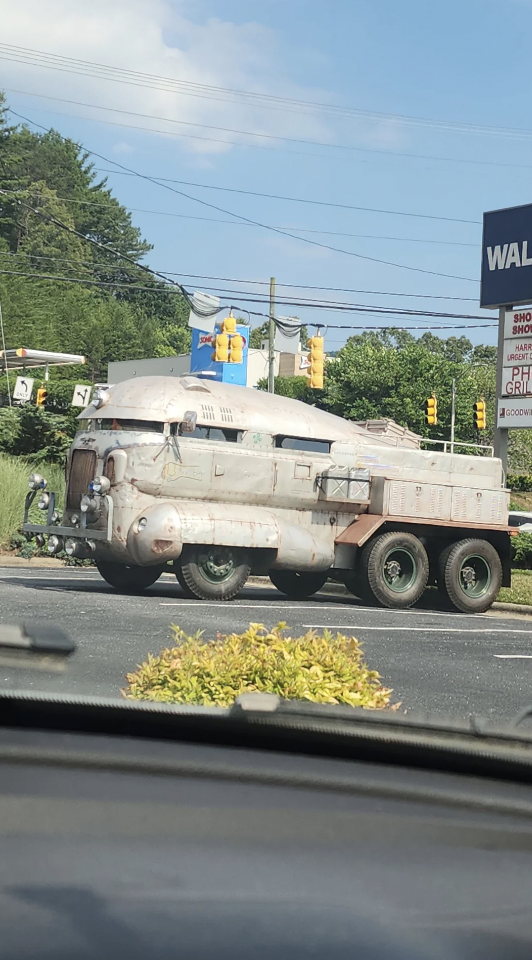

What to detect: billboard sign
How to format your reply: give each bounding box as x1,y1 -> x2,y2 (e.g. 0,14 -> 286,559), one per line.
497,400 -> 532,428
481,203 -> 532,309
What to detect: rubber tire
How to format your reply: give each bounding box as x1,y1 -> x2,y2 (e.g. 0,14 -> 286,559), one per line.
180,545 -> 251,601
439,538 -> 502,614
96,560 -> 165,592
269,570 -> 328,599
359,531 -> 429,609
174,563 -> 194,598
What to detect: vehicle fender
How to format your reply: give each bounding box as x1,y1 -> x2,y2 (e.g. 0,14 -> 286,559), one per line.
127,500 -> 334,571
126,502 -> 184,565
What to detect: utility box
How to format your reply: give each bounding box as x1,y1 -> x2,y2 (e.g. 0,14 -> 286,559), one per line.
317,467 -> 371,503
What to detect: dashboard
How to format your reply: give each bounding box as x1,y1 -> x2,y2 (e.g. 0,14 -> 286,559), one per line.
2,721 -> 532,959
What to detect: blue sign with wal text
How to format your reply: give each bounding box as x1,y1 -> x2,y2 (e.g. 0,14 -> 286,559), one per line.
481,203 -> 532,309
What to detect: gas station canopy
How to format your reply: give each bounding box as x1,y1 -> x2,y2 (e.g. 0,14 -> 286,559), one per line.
0,348 -> 86,370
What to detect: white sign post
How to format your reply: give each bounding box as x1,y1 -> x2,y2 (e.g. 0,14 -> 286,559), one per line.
13,376 -> 34,402
71,385 -> 92,407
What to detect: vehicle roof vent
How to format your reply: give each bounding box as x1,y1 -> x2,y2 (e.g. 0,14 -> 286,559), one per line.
180,377 -> 212,393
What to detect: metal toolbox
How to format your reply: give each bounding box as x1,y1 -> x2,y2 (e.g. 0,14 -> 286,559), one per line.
317,466 -> 371,502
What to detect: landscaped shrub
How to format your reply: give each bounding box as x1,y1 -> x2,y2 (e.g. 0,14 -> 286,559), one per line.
508,474 -> 532,492
512,532 -> 532,569
124,622 -> 392,709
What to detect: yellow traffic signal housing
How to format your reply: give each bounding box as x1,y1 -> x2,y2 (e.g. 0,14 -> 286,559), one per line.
425,394 -> 437,426
36,387 -> 47,407
230,333 -> 244,364
211,333 -> 229,363
474,399 -> 487,430
222,315 -> 236,336
307,335 -> 324,390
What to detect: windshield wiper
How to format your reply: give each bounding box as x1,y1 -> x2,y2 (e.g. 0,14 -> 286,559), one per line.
0,625 -> 76,672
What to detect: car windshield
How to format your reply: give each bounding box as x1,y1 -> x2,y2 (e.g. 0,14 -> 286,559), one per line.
2,1 -> 532,740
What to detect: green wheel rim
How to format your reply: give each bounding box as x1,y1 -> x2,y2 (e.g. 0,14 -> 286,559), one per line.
198,548 -> 235,584
458,555 -> 491,598
382,547 -> 417,594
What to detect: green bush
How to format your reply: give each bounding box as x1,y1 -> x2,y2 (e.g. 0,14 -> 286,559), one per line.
0,406 -> 76,463
511,532 -> 532,569
508,474 -> 532,492
0,453 -> 65,548
124,622 -> 392,709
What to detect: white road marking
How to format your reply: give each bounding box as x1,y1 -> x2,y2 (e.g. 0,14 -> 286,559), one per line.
494,654 -> 532,659
303,625 -> 532,634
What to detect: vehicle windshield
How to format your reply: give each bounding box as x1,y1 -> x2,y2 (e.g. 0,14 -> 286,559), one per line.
96,419 -> 165,433
2,1 -> 532,737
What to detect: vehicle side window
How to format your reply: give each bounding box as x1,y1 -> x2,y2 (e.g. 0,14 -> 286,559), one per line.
275,435 -> 331,454
97,418 -> 164,433
171,423 -> 241,443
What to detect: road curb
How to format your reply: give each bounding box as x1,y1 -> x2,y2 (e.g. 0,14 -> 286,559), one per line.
491,601 -> 532,616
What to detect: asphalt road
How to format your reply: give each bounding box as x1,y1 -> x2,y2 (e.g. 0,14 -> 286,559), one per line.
1,566 -> 532,723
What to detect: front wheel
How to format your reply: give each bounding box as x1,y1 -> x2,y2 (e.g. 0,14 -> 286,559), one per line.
96,560 -> 165,592
359,531 -> 429,608
180,545 -> 251,600
269,570 -> 328,599
439,539 -> 502,614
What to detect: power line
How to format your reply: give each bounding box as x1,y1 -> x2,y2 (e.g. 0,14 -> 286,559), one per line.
8,87 -> 532,173
7,109 -> 480,284
0,188 -> 219,320
2,191 -> 479,248
0,267 -> 492,323
0,267 -> 496,331
0,254 -> 480,302
3,43 -> 532,142
93,168 -> 481,227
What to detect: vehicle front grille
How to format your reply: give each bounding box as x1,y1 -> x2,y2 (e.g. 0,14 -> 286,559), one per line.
66,449 -> 97,509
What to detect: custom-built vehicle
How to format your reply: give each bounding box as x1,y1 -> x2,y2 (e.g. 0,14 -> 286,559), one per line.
23,375 -> 514,612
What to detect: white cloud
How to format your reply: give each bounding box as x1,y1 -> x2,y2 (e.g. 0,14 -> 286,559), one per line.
111,141 -> 134,154
0,0 -> 336,156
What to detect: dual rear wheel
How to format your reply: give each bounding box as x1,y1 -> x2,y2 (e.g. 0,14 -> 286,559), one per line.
347,532 -> 502,614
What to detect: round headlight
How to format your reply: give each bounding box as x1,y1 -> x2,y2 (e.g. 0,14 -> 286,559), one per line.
80,495 -> 98,514
38,492 -> 50,510
90,476 -> 111,495
35,534 -> 46,548
48,535 -> 64,555
71,513 -> 80,527
29,473 -> 47,491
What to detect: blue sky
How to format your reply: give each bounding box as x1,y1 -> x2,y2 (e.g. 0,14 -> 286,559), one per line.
1,0 -> 532,349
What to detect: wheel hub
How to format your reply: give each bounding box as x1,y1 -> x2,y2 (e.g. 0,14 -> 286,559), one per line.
384,560 -> 402,580
461,565 -> 476,586
202,550 -> 234,582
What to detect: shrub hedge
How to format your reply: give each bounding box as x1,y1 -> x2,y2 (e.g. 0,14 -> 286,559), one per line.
124,622 -> 392,709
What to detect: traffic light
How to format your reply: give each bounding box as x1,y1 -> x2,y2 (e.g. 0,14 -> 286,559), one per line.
425,394 -> 437,426
307,335 -> 324,390
36,387 -> 47,407
474,398 -> 487,430
222,315 -> 236,336
230,333 -> 244,364
211,332 -> 229,363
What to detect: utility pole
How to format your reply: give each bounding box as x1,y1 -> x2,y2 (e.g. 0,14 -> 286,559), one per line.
268,276 -> 275,394
450,378 -> 456,454
494,304 -> 509,476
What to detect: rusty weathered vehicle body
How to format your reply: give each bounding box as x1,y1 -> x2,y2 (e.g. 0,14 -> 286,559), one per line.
23,375 -> 514,612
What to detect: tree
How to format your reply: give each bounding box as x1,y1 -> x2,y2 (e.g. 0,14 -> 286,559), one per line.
320,331 -> 496,445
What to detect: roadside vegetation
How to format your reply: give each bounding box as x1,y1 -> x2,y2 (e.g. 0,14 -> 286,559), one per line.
0,453 -> 64,551
124,622 -> 392,709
